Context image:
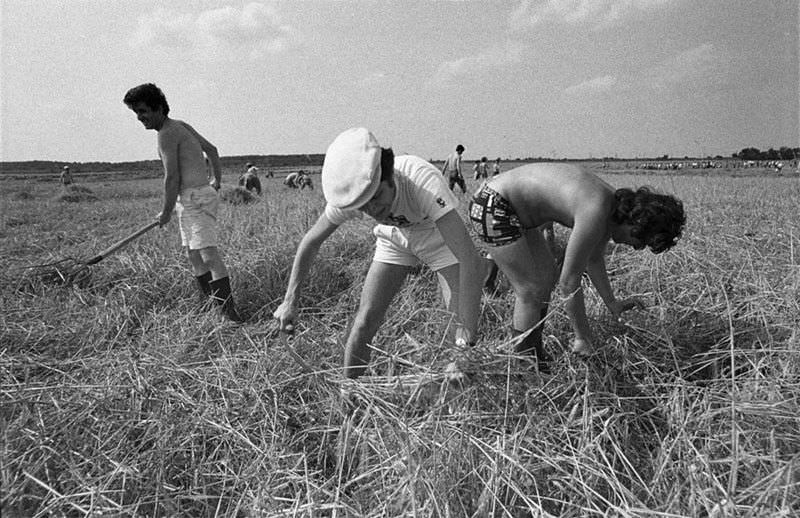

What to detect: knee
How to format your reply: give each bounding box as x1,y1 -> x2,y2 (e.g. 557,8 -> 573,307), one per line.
351,305 -> 385,337
513,280 -> 552,306
198,246 -> 221,261
187,248 -> 203,262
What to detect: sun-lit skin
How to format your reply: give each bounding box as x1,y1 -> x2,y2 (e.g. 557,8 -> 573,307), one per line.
358,179 -> 396,223
129,102 -> 166,131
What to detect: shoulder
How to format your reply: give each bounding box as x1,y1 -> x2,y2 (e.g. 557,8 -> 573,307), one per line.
158,119 -> 186,142
394,155 -> 441,180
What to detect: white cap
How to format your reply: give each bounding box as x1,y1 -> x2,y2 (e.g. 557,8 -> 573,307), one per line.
321,127 -> 382,210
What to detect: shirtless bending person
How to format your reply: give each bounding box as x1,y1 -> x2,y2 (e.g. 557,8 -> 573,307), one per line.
469,163 -> 685,372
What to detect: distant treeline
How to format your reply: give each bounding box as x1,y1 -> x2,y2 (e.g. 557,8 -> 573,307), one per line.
0,154 -> 326,175
3,147 -> 798,176
733,147 -> 799,161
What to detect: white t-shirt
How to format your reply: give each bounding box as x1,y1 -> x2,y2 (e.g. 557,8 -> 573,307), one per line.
325,155 -> 458,230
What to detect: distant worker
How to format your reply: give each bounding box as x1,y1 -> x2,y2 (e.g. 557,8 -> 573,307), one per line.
238,162 -> 262,195
297,170 -> 314,190
441,144 -> 466,193
123,82 -> 243,322
472,160 -> 481,180
478,156 -> 489,179
284,171 -> 300,188
492,158 -> 502,177
60,166 -> 73,185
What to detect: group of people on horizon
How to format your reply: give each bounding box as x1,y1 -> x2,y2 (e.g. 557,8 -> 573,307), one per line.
442,144 -> 504,191
123,82 -> 686,379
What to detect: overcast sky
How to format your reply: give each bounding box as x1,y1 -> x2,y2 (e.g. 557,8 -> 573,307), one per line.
2,0 -> 798,163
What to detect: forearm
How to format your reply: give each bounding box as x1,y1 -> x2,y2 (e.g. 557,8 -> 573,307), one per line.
559,279 -> 593,341
283,238 -> 321,305
207,151 -> 222,184
161,176 -> 180,214
586,260 -> 616,308
457,253 -> 482,338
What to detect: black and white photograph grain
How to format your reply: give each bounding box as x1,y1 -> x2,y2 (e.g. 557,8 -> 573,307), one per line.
1,1 -> 799,516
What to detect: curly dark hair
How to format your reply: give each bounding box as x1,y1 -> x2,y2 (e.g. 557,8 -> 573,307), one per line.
612,187 -> 686,253
123,83 -> 170,116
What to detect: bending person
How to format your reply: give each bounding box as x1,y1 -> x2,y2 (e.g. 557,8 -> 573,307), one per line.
469,163 -> 685,372
274,128 -> 484,379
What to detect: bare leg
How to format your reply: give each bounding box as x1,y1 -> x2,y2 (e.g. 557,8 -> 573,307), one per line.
186,248 -> 209,276
344,261 -> 410,378
488,228 -> 557,369
196,246 -> 229,280
489,228 -> 556,330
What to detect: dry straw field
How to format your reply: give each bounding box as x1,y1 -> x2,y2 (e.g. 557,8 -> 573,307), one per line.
1,165 -> 799,517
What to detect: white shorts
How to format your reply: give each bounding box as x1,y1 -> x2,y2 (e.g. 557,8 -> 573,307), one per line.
372,224 -> 457,272
175,185 -> 219,249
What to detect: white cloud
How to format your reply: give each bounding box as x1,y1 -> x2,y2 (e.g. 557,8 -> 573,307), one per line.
431,41 -> 525,85
563,43 -> 723,96
564,74 -> 619,95
511,0 -> 677,31
638,43 -> 722,87
130,2 -> 298,60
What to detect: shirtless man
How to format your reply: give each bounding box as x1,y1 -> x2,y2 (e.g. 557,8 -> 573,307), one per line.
441,144 -> 466,193
469,163 -> 685,372
123,83 -> 242,322
274,128 -> 483,379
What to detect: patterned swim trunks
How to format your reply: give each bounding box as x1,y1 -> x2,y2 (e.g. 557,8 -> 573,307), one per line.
468,184 -> 523,246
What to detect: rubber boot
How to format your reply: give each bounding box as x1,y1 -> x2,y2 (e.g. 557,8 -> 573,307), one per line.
209,277 -> 244,322
483,257 -> 499,294
195,271 -> 212,297
512,305 -> 551,374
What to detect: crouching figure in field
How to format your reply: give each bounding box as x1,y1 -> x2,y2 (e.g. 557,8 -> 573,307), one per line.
238,166 -> 262,195
273,128 -> 483,379
284,170 -> 313,190
470,163 -> 685,373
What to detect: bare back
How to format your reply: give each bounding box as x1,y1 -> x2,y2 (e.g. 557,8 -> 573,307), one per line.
489,163 -> 616,230
158,119 -> 209,190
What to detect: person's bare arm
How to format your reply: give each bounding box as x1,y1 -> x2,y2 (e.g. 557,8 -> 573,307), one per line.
557,212 -> 608,352
585,246 -> 646,321
180,121 -> 222,189
156,129 -> 181,226
273,213 -> 340,332
435,210 -> 484,344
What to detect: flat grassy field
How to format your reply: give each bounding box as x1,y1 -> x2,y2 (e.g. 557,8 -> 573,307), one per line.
1,165 -> 799,517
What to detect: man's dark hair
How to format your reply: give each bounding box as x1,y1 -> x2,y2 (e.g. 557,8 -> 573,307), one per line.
379,147 -> 395,183
612,187 -> 686,253
456,144 -> 465,153
123,83 -> 170,116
